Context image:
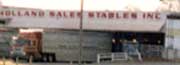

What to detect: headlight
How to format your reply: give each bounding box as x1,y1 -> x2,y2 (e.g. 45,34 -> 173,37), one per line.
22,52 -> 26,55
10,51 -> 14,54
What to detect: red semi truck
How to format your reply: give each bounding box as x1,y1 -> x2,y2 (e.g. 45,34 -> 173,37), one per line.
10,29 -> 56,62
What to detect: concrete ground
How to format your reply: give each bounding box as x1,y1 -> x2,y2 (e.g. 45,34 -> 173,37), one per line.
0,61 -> 179,65
17,62 -> 179,65
0,59 -> 179,65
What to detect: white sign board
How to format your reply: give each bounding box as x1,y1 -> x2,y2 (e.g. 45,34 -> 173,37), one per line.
0,7 -> 166,32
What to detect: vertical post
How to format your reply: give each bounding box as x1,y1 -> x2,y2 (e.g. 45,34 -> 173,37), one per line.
125,52 -> 128,60
174,49 -> 177,62
70,61 -> 73,65
97,54 -> 100,63
111,53 -> 114,62
16,57 -> 19,65
29,55 -> 33,65
165,19 -> 170,60
79,0 -> 84,65
2,57 -> 5,65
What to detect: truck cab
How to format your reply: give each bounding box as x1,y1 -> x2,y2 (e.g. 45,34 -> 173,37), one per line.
10,29 -> 42,61
10,36 -> 30,60
10,29 -> 56,62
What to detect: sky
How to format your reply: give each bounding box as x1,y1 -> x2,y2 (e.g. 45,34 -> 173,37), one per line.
1,0 -> 161,11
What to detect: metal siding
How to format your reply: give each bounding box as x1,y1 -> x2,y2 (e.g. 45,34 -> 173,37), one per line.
42,30 -> 111,61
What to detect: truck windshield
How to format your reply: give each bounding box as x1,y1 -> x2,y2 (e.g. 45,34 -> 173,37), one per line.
15,38 -> 30,46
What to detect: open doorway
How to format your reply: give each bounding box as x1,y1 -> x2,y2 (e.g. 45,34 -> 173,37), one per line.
112,32 -> 165,57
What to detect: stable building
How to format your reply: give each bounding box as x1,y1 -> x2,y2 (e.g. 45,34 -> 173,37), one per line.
0,6 -> 176,62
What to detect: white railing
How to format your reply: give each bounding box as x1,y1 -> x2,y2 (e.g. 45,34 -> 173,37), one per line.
97,51 -> 143,63
112,52 -> 129,61
97,52 -> 128,63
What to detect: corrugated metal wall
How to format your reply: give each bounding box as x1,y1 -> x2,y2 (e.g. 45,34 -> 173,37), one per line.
167,19 -> 180,49
166,19 -> 180,59
42,30 -> 112,61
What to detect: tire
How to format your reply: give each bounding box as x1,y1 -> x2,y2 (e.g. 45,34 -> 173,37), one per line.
48,54 -> 56,62
52,54 -> 56,62
48,55 -> 53,62
42,55 -> 49,62
41,53 -> 56,62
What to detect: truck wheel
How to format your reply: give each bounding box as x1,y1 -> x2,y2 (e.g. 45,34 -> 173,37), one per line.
49,56 -> 53,62
42,56 -> 48,62
41,53 -> 56,62
48,54 -> 56,62
52,54 -> 56,62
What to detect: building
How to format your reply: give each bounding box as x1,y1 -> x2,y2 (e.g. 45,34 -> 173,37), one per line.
0,6 -> 179,62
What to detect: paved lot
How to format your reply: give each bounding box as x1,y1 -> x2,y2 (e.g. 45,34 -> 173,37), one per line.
16,63 -> 178,65
1,62 -> 178,65
97,62 -> 178,65
0,60 -> 179,65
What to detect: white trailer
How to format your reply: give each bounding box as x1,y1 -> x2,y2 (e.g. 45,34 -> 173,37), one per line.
42,30 -> 111,62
